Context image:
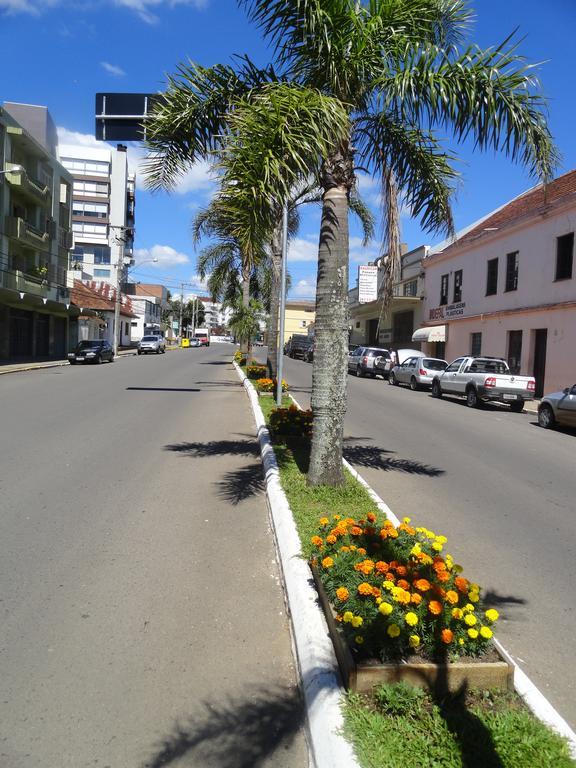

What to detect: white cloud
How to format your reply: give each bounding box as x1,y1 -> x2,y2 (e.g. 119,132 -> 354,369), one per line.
134,244 -> 190,267
350,236 -> 381,264
185,274 -> 209,294
101,61 -> 126,77
288,236 -> 318,263
290,278 -> 316,299
0,0 -> 208,23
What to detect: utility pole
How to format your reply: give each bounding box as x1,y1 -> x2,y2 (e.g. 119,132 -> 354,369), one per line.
179,283 -> 184,343
276,204 -> 289,406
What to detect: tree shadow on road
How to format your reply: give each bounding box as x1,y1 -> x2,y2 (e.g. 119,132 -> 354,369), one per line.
216,463 -> 265,505
343,444 -> 444,477
164,440 -> 260,458
141,684 -> 305,768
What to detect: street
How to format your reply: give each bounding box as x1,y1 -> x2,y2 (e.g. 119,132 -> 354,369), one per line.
273,352 -> 576,729
0,347 -> 307,768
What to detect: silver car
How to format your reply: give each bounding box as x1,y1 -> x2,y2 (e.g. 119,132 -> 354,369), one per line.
389,355 -> 448,390
348,346 -> 393,378
538,384 -> 576,429
138,335 -> 166,354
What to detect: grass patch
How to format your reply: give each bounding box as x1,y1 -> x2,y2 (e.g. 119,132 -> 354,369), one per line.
344,683 -> 575,768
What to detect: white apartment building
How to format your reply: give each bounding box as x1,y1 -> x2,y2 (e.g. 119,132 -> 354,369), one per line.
198,296 -> 233,329
58,143 -> 135,290
420,169 -> 576,396
126,283 -> 169,340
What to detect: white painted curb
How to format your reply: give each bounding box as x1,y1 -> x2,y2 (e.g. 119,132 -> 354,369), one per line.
233,362 -> 360,768
237,365 -> 576,762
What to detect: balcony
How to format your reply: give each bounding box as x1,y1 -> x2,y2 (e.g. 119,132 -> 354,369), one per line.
4,163 -> 51,206
0,265 -> 70,304
5,216 -> 50,248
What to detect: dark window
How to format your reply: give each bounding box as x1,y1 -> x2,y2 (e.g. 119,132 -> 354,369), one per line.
486,258 -> 498,295
505,252 -> 519,292
71,246 -> 84,262
440,274 -> 449,305
423,359 -> 448,371
555,233 -> 574,280
445,358 -> 464,373
94,246 -> 111,265
453,270 -> 463,303
470,332 -> 482,357
508,330 -> 522,374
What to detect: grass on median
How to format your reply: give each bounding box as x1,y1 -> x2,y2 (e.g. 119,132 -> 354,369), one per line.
242,370 -> 576,768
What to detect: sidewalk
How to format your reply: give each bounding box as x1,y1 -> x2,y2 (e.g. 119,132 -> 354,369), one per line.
0,348 -> 139,375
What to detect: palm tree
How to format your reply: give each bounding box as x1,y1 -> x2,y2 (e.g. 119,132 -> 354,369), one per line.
239,0 -> 557,486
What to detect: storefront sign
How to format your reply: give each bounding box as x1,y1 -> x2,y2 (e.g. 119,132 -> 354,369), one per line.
358,265 -> 379,303
429,302 -> 466,320
378,328 -> 392,343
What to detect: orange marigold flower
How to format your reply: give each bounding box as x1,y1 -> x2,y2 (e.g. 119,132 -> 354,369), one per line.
336,587 -> 349,601
445,590 -> 459,605
357,548 -> 367,555
326,535 -> 337,545
396,566 -> 408,577
335,614 -> 343,622
357,559 -> 375,575
322,557 -> 334,569
340,546 -> 350,552
388,528 -> 399,539
396,579 -> 410,590
375,561 -> 389,574
367,512 -> 377,523
358,582 -> 374,596
433,560 -> 447,573
372,587 -> 381,598
399,523 -> 415,535
397,590 -> 411,605
350,526 -> 363,536
410,593 -> 423,605
384,572 -> 396,583
414,579 -> 431,592
437,570 -> 450,583
345,517 -> 356,525
428,600 -> 443,615
311,536 -> 323,547
455,576 -> 469,593
441,628 -> 454,644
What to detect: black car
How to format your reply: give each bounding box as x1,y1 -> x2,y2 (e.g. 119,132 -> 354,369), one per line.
68,340 -> 114,364
286,334 -> 312,360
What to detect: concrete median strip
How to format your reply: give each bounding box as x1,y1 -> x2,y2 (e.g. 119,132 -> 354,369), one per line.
233,361 -> 576,764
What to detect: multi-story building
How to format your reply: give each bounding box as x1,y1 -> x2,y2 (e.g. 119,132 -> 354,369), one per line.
0,103 -> 74,361
420,169 -> 576,396
58,142 -> 135,291
125,283 -> 169,340
198,296 -> 233,330
348,244 -> 427,349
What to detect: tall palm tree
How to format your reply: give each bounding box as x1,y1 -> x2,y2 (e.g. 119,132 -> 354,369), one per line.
240,0 -> 557,486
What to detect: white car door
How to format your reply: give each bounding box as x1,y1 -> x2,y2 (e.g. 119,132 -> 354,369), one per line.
441,358 -> 466,393
557,385 -> 576,426
399,358 -> 415,384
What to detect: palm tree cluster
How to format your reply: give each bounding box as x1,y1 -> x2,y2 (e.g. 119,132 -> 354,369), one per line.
144,0 -> 557,487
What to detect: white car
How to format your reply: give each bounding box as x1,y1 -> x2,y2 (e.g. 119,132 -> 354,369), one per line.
348,346 -> 393,378
389,355 -> 448,390
138,335 -> 166,354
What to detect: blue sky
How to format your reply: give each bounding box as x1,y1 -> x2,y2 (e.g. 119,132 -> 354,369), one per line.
1,0 -> 575,302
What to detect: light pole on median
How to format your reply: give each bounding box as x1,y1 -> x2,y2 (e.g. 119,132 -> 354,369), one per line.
275,204 -> 289,407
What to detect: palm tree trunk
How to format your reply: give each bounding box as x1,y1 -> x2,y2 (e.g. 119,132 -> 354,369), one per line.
241,264 -> 252,358
308,145 -> 353,487
266,222 -> 283,378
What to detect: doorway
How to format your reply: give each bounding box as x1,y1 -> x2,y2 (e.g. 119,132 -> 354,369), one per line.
532,329 -> 547,398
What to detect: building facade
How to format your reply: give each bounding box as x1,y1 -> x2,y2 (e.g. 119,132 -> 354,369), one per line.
420,169 -> 576,396
348,245 -> 427,350
58,143 -> 135,291
0,103 -> 74,361
126,283 -> 169,340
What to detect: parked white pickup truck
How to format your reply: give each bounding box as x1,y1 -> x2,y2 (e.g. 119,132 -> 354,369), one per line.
431,356 -> 536,411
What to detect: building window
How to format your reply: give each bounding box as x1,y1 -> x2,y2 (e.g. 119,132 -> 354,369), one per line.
71,246 -> 84,262
505,251 -> 519,292
470,332 -> 482,356
403,279 -> 418,297
555,233 -> 574,280
508,330 -> 522,374
453,270 -> 463,303
94,268 -> 111,277
94,246 -> 111,265
355,321 -> 360,328
72,202 -> 108,219
486,258 -> 498,295
440,274 -> 449,305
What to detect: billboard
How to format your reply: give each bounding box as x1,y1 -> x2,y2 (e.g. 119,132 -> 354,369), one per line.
358,265 -> 379,304
95,93 -> 160,141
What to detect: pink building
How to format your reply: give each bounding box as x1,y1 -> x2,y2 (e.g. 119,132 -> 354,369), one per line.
418,169 -> 576,397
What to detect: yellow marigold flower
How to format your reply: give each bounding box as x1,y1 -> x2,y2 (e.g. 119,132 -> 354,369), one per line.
464,614 -> 477,627
326,535 -> 337,545
470,583 -> 480,592
340,545 -> 350,552
333,515 -> 341,521
383,580 -> 394,591
403,517 -> 411,524
409,634 -> 421,648
452,608 -> 464,620
410,544 -> 422,556
464,603 -> 474,613
485,609 -> 499,623
336,587 -> 349,602
379,602 -> 393,616
311,536 -> 323,547
357,548 -> 367,555
445,590 -> 459,605
350,545 -> 357,552
358,582 -> 373,596
351,615 -> 363,628
467,628 -> 479,639
437,535 -> 448,545
387,624 -> 401,638
355,635 -> 364,644
458,638 -> 465,646
432,542 -> 443,552
321,557 -> 334,569
420,554 -> 433,566
376,597 -> 383,605
468,591 -> 480,603
480,626 -> 493,639
405,612 -> 418,627
319,517 -> 329,527
343,611 -> 353,623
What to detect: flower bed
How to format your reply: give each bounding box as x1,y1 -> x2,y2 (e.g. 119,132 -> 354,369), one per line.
269,404 -> 313,440
233,350 -> 246,365
255,377 -> 288,393
246,363 -> 268,379
312,510 -> 513,692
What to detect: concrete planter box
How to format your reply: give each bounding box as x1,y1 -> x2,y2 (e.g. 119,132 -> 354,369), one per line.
312,567 -> 514,695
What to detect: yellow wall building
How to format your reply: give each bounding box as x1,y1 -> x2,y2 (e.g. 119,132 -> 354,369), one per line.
282,300 -> 315,345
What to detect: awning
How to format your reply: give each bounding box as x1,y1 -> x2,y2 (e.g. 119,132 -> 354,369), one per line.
412,325 -> 446,343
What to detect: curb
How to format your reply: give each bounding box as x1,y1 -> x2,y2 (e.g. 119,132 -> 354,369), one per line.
233,362 -> 360,768
235,364 -> 576,763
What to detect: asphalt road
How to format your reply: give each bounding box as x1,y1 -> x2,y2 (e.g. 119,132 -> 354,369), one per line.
274,352 -> 576,729
0,347 -> 308,768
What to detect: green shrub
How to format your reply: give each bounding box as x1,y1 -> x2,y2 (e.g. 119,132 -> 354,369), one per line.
269,404 -> 313,439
